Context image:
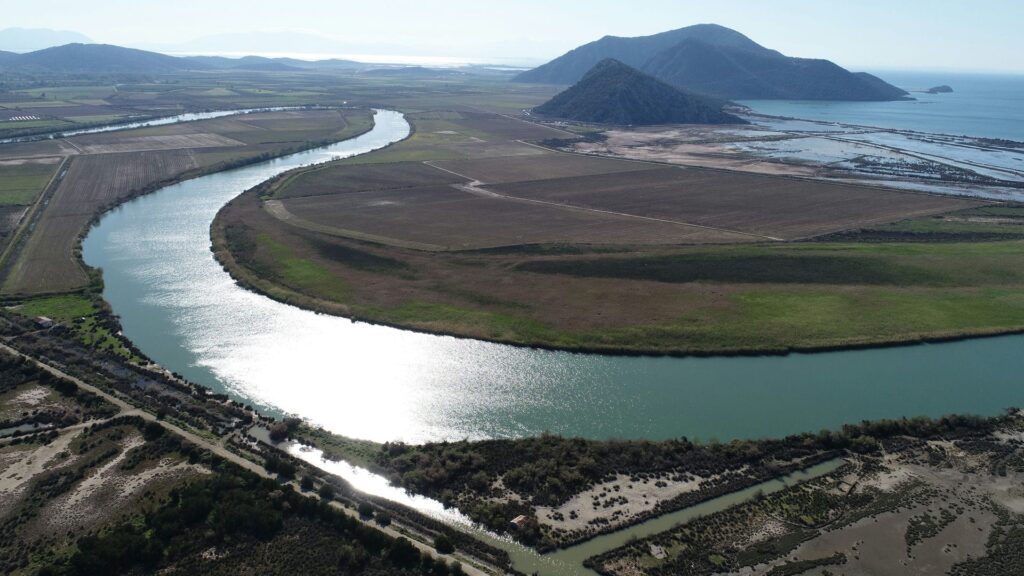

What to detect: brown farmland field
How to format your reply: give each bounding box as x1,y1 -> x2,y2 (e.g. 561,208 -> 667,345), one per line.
274,161 -> 467,199
431,153 -> 652,184
485,166 -> 978,240
277,184 -> 751,250
72,133 -> 244,154
210,108 -> 1018,355
452,111 -> 574,140
4,150 -> 197,293
0,108 -> 375,295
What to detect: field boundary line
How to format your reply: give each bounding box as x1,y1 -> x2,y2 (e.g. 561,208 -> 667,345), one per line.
0,156 -> 71,285
427,159 -> 783,241
482,186 -> 783,241
61,138 -> 83,153
422,160 -> 483,184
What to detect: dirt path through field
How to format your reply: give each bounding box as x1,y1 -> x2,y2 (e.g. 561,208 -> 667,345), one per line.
427,160 -> 785,242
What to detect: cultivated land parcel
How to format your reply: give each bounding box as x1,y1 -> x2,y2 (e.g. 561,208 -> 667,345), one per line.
0,108 -> 375,294
211,105 -> 1024,355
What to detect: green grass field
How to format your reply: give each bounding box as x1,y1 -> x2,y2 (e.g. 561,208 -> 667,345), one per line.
15,85 -> 117,100
0,119 -> 71,130
0,160 -> 60,205
15,293 -> 142,360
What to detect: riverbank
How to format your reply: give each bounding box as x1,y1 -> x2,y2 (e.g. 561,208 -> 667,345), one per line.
202,103 -> 1024,358
210,171 -> 1024,358
1,107 -> 376,296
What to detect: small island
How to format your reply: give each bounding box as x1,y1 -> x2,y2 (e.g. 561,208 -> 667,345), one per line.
926,84 -> 954,94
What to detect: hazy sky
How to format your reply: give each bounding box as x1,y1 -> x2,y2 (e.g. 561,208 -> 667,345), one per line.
8,0 -> 1024,72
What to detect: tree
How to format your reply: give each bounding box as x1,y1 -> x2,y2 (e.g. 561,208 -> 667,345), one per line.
375,511 -> 392,527
433,534 -> 455,555
143,421 -> 165,441
268,421 -> 289,442
318,484 -> 335,500
357,501 -> 374,518
300,475 -> 315,492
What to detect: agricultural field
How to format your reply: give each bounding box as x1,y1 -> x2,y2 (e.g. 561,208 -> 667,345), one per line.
482,166 -> 974,241
0,157 -> 61,205
0,107 -> 375,295
214,108 -> 1024,355
0,157 -> 62,249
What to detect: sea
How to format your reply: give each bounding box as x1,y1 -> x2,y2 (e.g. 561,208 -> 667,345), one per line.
738,71 -> 1024,142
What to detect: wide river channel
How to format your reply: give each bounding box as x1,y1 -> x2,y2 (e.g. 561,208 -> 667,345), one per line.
83,109 -> 1024,445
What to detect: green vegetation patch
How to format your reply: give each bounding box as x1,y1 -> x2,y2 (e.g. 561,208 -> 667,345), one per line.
15,85 -> 116,100
766,553 -> 847,576
311,238 -> 411,276
31,449 -> 469,576
0,161 -> 59,205
366,301 -> 561,343
518,252 -> 945,286
14,294 -> 139,360
255,234 -> 351,301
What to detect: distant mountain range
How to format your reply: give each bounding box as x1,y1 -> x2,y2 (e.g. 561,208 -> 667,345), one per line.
183,54 -> 365,72
515,24 -> 908,102
0,43 -> 451,75
4,44 -> 198,73
0,27 -> 92,52
535,59 -> 744,125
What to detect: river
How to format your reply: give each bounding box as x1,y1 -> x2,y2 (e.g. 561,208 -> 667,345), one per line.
82,109 -> 1024,445
0,107 -> 307,144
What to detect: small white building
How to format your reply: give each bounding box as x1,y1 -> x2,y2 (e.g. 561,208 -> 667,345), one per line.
34,316 -> 54,329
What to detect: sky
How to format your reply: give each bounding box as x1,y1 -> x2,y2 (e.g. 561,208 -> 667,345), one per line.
5,0 -> 1024,72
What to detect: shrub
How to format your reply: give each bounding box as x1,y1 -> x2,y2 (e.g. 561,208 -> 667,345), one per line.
357,501 -> 374,518
434,534 -> 455,554
318,483 -> 335,500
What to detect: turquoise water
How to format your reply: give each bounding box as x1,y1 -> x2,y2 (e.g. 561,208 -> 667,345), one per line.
740,71 -> 1024,141
82,110 -> 1024,445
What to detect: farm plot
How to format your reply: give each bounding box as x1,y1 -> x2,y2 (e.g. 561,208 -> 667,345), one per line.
277,185 -> 751,250
274,160 -> 468,199
0,140 -> 78,161
3,150 -> 197,293
0,108 -> 376,295
72,132 -> 244,154
338,111 -> 550,165
486,166 -> 980,240
195,109 -> 365,146
431,152 -> 653,184
0,157 -> 61,205
454,111 -> 573,141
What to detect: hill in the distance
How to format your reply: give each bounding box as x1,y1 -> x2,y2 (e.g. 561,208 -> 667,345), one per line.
534,59 -> 745,126
5,43 -> 205,73
0,27 -> 92,52
517,24 -> 908,102
0,44 -> 372,75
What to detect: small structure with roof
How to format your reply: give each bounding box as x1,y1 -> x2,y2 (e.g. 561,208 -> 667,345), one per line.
509,515 -> 529,530
34,316 -> 54,329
